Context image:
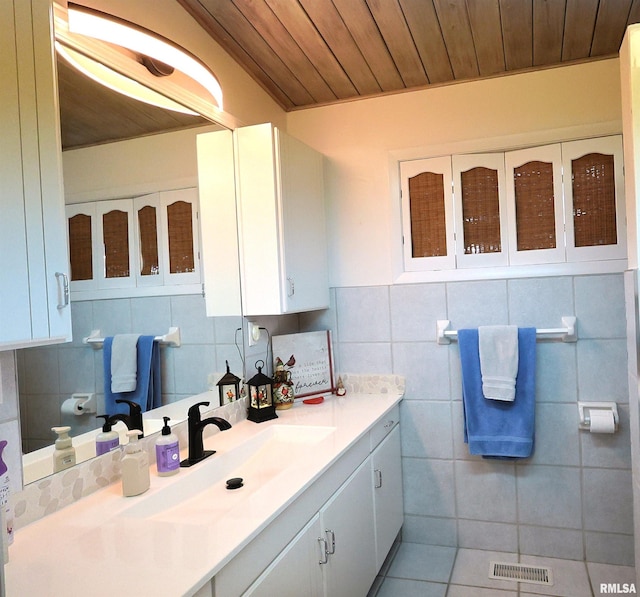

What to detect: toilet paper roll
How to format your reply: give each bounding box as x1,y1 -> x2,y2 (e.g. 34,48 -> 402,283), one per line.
61,397 -> 86,416
589,410 -> 616,433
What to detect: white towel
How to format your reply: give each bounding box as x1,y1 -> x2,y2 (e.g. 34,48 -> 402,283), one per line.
110,334 -> 140,393
478,325 -> 519,402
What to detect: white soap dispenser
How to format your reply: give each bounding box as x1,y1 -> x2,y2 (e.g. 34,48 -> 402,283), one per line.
121,430 -> 150,497
51,426 -> 76,473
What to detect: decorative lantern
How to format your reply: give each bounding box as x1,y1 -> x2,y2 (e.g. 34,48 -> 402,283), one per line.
217,360 -> 241,406
247,359 -> 277,423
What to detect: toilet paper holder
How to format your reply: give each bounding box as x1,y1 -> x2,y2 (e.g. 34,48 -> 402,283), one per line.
578,401 -> 618,432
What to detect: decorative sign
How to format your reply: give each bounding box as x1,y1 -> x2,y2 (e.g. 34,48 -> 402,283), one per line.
271,330 -> 335,398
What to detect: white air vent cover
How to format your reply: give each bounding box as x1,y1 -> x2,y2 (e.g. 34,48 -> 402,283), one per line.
489,561 -> 553,585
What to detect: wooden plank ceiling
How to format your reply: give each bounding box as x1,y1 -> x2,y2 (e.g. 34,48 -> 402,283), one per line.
178,0 -> 640,111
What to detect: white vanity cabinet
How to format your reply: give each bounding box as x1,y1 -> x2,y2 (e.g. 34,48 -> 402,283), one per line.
198,124 -> 329,317
0,0 -> 72,349
215,405 -> 402,597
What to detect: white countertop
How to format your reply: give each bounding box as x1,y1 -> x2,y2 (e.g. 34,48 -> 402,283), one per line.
6,393 -> 402,597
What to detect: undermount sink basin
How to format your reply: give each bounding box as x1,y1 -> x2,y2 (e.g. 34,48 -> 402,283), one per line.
121,424 -> 336,524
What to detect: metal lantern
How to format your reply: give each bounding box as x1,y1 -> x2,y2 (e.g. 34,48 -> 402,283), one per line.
217,360 -> 241,406
247,359 -> 277,423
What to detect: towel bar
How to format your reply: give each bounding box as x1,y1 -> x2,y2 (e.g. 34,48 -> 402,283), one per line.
436,317 -> 577,345
83,327 -> 181,349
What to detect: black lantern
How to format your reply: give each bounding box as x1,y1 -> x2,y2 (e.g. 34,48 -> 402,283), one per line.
247,359 -> 277,423
217,360 -> 241,406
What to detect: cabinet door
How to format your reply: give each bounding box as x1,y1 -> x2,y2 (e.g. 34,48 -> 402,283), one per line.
400,156 -> 456,272
160,188 -> 201,286
196,129 -> 242,316
563,135 -> 626,262
133,193 -> 163,287
244,514 -> 323,597
67,203 -> 98,291
0,0 -> 32,343
0,0 -> 71,347
372,424 -> 403,572
96,199 -> 135,289
277,129 -> 329,313
320,459 -> 377,597
453,153 -> 509,268
505,144 -> 565,265
235,123 -> 329,316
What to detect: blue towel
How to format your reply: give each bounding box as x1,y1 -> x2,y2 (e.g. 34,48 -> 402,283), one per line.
104,335 -> 161,415
459,327 -> 536,459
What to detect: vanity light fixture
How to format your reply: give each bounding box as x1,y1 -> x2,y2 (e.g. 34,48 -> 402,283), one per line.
57,3 -> 223,114
56,43 -> 201,115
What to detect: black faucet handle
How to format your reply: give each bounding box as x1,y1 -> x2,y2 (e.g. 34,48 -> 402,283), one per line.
115,399 -> 142,414
188,401 -> 210,421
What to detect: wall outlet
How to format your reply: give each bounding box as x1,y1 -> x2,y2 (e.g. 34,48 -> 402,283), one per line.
247,321 -> 261,346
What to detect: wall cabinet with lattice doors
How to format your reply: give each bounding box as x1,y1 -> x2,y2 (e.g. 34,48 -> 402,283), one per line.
400,135 -> 625,273
66,187 -> 201,298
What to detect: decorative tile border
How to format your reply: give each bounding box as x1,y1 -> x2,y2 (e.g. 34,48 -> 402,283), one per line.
339,373 -> 406,395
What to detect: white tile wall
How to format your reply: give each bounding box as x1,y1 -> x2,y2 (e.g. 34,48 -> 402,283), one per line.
330,273 -> 634,566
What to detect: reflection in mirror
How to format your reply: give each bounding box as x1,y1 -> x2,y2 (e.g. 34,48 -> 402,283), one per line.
16,36 -> 244,485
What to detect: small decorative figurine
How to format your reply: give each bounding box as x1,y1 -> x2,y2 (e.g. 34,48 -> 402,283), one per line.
336,376 -> 346,396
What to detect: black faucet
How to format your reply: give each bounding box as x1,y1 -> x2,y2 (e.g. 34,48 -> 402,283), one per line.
108,399 -> 144,439
181,401 -> 232,467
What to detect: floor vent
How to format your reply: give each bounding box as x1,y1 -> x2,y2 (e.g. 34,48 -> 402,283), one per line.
489,561 -> 553,586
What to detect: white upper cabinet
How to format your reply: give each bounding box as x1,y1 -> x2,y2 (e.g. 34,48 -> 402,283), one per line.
0,0 -> 72,349
401,134 -> 626,276
199,123 -> 329,317
66,188 -> 201,299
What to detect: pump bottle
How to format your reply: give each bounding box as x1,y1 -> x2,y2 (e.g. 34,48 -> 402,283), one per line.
155,416 -> 180,477
52,426 -> 76,473
121,430 -> 150,497
95,415 -> 120,456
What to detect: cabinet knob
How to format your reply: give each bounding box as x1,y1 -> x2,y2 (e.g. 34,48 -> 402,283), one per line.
287,277 -> 295,297
384,420 -> 395,429
374,469 -> 383,489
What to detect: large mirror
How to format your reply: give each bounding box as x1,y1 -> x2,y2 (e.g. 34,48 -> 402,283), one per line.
16,14 -> 245,485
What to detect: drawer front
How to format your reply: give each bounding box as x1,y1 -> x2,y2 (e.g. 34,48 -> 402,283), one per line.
369,404 -> 400,450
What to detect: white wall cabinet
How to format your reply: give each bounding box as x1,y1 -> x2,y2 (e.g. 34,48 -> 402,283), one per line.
198,124 -> 329,317
216,407 -> 402,597
66,188 -> 201,300
0,0 -> 72,350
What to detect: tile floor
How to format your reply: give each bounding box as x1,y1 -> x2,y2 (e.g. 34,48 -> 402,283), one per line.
368,543 -> 637,597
